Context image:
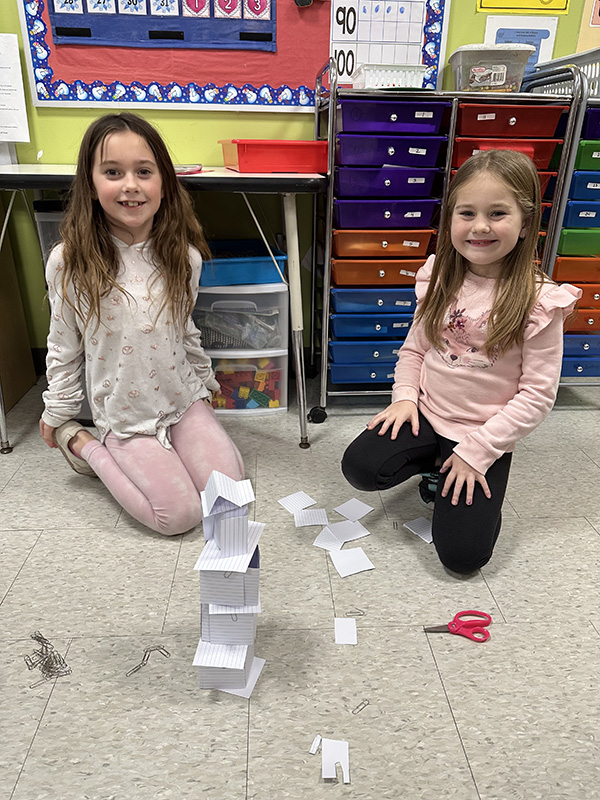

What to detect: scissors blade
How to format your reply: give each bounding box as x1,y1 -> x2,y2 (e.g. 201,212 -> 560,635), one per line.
423,624 -> 450,633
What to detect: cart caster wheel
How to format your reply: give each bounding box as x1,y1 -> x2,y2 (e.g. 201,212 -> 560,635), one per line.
308,406 -> 327,424
1,445 -> 14,454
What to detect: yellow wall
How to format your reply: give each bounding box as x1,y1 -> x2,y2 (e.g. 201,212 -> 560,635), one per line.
2,0 -> 592,349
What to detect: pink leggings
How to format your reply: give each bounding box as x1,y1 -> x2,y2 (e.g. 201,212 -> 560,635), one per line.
81,400 -> 244,536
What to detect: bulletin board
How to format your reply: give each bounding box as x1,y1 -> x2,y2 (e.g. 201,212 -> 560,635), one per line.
18,0 -> 446,111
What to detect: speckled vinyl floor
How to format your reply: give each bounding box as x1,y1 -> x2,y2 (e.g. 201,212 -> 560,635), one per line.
1,378 -> 599,800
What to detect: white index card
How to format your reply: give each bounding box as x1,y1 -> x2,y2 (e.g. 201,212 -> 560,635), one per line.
334,498 -> 374,522
403,516 -> 433,544
194,521 -> 264,573
201,470 -> 255,516
327,520 -> 370,545
321,738 -> 350,784
329,547 -> 375,578
220,657 -> 266,698
278,491 -> 316,514
294,508 -> 329,528
309,734 -> 322,755
313,527 -> 343,552
335,617 -> 357,645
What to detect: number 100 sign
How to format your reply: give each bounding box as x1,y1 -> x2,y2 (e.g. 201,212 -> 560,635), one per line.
330,0 -> 358,80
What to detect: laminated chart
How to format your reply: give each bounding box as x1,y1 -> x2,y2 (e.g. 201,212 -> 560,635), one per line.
193,471 -> 266,695
329,0 -> 452,88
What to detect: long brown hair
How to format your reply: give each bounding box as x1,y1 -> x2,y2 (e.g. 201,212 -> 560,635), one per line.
417,149 -> 548,355
59,112 -> 211,332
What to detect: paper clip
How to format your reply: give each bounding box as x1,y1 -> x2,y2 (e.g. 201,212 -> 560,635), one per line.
351,699 -> 369,715
126,645 -> 171,677
223,571 -> 233,579
230,613 -> 238,621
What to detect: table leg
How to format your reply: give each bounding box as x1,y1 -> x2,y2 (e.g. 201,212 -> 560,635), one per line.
0,190 -> 17,454
282,193 -> 310,448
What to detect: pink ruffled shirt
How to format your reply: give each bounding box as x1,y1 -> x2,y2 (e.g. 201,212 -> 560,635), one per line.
392,255 -> 581,474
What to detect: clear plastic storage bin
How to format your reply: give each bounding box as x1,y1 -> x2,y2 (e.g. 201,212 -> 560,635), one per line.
194,284 -> 288,350
208,350 -> 288,413
449,44 -> 535,92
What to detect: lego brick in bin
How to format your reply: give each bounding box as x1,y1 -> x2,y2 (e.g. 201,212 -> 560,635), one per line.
201,240 -> 286,286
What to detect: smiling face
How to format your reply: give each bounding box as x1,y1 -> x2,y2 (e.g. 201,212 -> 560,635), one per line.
91,129 -> 163,244
450,172 -> 529,279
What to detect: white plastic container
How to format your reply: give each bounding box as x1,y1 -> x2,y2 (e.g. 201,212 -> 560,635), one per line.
448,44 -> 535,92
194,283 -> 289,350
350,63 -> 428,90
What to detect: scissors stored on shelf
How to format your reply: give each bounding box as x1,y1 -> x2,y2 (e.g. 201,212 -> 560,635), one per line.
424,610 -> 492,643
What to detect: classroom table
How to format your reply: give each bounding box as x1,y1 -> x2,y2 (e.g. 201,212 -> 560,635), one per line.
0,164 -> 327,453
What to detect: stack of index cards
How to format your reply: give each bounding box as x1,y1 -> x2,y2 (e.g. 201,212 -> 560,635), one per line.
194,472 -> 264,691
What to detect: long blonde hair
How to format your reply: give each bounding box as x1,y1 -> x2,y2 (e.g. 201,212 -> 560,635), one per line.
59,112 -> 211,332
417,149 -> 547,355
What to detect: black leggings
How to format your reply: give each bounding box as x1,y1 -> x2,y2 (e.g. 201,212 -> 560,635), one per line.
341,412 -> 512,574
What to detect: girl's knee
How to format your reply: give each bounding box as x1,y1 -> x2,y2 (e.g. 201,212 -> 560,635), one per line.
435,543 -> 492,575
153,499 -> 203,536
341,447 -> 378,492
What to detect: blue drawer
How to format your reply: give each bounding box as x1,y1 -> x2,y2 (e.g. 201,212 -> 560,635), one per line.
563,200 -> 600,228
562,334 -> 600,356
561,356 -> 600,377
330,363 -> 396,383
338,99 -> 450,135
330,313 -> 412,338
334,199 -> 439,229
329,340 -> 404,364
334,166 -> 439,198
569,171 -> 600,201
336,134 -> 447,168
331,287 -> 416,313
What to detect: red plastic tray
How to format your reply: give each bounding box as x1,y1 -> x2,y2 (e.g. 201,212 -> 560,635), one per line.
219,139 -> 328,173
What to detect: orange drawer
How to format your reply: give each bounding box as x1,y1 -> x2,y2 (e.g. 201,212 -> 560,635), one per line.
553,257 -> 600,282
456,104 -> 568,138
573,284 -> 600,308
569,309 -> 600,332
332,229 -> 435,258
332,259 -> 424,285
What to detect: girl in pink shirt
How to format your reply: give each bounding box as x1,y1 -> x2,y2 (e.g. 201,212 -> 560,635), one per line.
342,149 -> 580,574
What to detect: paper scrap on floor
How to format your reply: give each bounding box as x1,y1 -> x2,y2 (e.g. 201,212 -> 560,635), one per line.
278,491 -> 316,514
334,498 -> 374,522
335,617 -> 357,645
313,527 -> 343,551
328,519 -> 370,544
329,547 -> 375,578
294,507 -> 329,527
322,738 -> 350,783
403,516 -> 433,544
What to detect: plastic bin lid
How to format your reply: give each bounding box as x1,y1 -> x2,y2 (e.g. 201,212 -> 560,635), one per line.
450,43 -> 535,54
218,139 -> 326,146
197,283 -> 288,294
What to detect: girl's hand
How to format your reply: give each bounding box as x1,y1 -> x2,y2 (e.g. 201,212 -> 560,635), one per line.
39,419 -> 56,448
440,453 -> 491,506
366,400 -> 419,440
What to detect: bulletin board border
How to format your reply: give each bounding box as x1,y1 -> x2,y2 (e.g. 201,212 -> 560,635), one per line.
17,0 -> 316,111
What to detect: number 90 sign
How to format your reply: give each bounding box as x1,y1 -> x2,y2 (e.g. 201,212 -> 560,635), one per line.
331,1 -> 357,79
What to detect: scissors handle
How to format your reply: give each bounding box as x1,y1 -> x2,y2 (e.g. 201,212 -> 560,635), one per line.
449,610 -> 492,642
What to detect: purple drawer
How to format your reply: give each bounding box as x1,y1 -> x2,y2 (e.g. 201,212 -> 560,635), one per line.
337,134 -> 446,167
338,99 -> 451,134
334,199 -> 440,228
334,166 -> 439,197
583,108 -> 600,139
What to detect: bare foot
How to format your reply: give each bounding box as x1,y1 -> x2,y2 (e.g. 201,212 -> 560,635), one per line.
68,430 -> 97,458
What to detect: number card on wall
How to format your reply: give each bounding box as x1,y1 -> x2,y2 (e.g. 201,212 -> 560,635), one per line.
330,0 -> 452,88
49,0 -> 276,50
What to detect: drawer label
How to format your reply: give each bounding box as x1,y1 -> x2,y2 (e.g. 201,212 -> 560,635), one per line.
408,147 -> 427,155
407,177 -> 426,184
476,113 -> 496,121
579,211 -> 597,218
393,322 -> 410,328
399,269 -> 416,276
387,373 -> 394,379
392,349 -> 399,355
587,183 -> 600,189
404,211 -> 422,218
592,152 -> 600,158
403,240 -> 420,247
395,300 -> 411,306
414,111 -> 434,119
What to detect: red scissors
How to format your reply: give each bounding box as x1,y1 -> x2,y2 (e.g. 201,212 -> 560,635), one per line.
424,610 -> 492,642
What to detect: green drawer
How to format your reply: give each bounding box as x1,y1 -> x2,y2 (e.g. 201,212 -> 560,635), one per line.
558,228 -> 600,256
574,140 -> 600,170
